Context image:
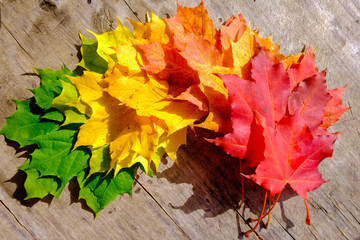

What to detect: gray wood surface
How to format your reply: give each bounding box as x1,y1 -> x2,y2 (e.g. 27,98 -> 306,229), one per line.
0,0 -> 359,239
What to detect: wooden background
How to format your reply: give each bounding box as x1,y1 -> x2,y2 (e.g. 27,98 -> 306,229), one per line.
0,0 -> 359,239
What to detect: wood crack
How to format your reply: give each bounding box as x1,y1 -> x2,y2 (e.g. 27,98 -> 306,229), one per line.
230,199 -> 262,238
2,23 -> 33,59
135,179 -> 191,240
122,0 -> 142,22
272,214 -> 296,240
0,200 -> 36,240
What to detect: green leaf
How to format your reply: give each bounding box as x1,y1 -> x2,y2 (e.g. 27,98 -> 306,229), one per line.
0,99 -> 58,148
61,108 -> 88,125
41,109 -> 64,122
77,167 -> 135,215
23,168 -> 62,199
22,127 -> 90,191
31,66 -> 75,110
52,80 -> 89,125
77,34 -> 108,74
89,145 -> 111,176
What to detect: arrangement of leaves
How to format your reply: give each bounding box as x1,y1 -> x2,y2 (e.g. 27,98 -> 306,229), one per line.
1,0 -> 348,235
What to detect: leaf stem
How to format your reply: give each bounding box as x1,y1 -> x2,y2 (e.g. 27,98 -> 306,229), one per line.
245,191 -> 268,237
304,199 -> 311,225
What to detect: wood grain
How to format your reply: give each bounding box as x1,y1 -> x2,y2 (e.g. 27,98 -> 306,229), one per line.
0,0 -> 359,239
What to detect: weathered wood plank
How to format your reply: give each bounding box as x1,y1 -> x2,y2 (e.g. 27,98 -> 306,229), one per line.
0,1 -> 189,239
125,0 -> 360,239
0,0 -> 359,239
0,199 -> 34,240
0,136 -> 188,240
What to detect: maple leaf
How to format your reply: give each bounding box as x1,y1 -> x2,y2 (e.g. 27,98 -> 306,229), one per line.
22,168 -> 62,199
0,99 -> 59,148
287,47 -> 318,89
220,14 -> 247,51
31,66 -> 75,110
19,126 -> 90,194
214,47 -> 346,233
77,167 -> 135,215
69,69 -> 197,175
288,71 -> 331,130
166,0 -> 217,48
129,12 -> 169,45
321,86 -> 350,129
207,74 -> 253,159
90,18 -> 134,62
211,50 -> 291,167
250,113 -> 337,198
51,79 -> 89,125
78,34 -> 108,74
219,50 -> 290,129
176,33 -> 232,132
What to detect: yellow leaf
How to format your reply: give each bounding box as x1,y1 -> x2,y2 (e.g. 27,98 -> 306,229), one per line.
90,18 -> 133,61
128,12 -> 169,45
231,26 -> 256,75
68,72 -> 103,105
160,127 -> 187,162
103,60 -> 148,102
52,80 -> 89,115
112,42 -> 144,73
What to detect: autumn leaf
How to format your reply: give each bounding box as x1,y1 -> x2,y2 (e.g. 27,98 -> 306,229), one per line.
321,86 -> 350,129
19,126 -> 90,193
78,34 -> 108,74
220,13 -> 247,51
166,0 -> 217,47
214,47 -> 346,233
287,47 -> 318,89
77,167 -> 135,215
0,99 -> 59,148
90,18 -> 134,62
1,1 -> 348,225
288,71 -> 331,130
129,12 -> 169,45
31,66 -> 75,110
250,112 -> 337,199
22,168 -> 62,199
52,79 -> 89,125
207,73 -> 253,159
212,50 -> 291,167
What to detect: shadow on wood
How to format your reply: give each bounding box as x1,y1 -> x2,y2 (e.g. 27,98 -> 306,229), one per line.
6,170 -> 54,207
67,177 -> 96,217
157,128 -> 298,231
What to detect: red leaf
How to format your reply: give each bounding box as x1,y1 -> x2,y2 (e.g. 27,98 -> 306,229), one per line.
250,113 -> 337,199
243,117 -> 265,168
213,50 -> 290,165
208,74 -> 253,159
250,51 -> 291,126
288,71 -> 331,130
321,86 -> 350,129
287,47 -> 318,89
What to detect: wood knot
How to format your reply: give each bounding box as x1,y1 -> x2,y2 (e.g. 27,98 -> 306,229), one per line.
39,0 -> 57,12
